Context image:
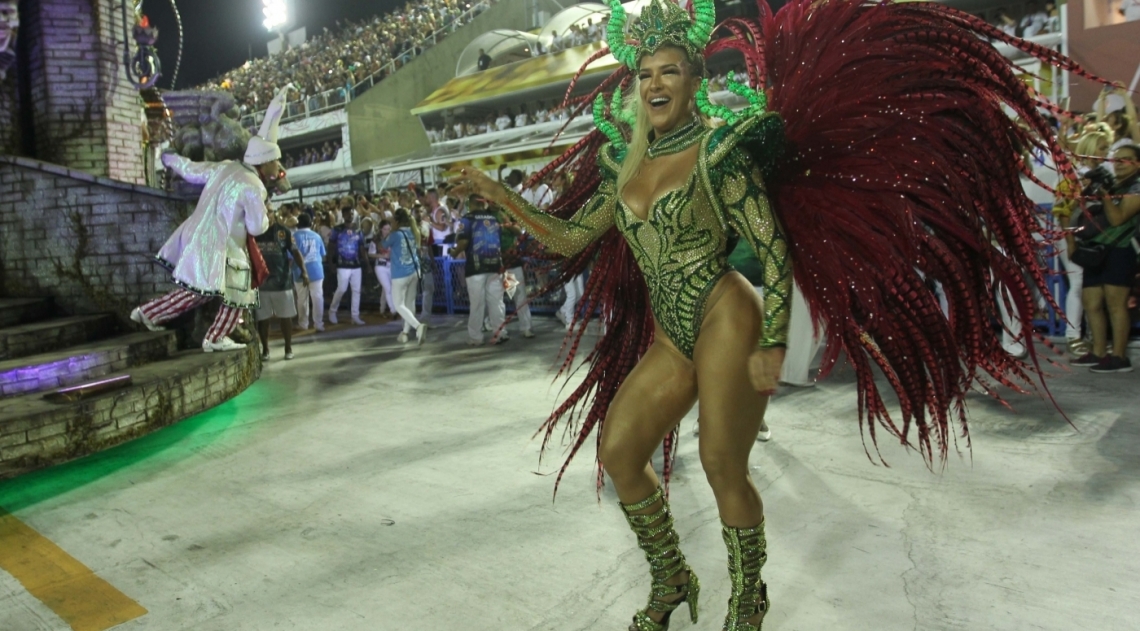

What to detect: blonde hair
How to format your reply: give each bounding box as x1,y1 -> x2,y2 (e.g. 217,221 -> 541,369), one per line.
1075,125 -> 1113,162
618,86 -> 653,194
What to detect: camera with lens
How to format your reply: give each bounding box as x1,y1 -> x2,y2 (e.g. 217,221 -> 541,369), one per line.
1083,164 -> 1115,197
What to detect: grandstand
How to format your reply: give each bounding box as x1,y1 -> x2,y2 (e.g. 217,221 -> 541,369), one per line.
188,0 -> 1076,205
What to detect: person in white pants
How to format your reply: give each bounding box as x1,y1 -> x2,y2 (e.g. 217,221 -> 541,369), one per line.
1055,237 -> 1085,348
777,282 -> 823,387
558,272 -> 585,329
505,265 -> 533,336
451,201 -> 507,345
381,209 -> 428,344
465,271 -> 506,343
328,216 -> 367,325
369,227 -> 396,318
291,214 -> 327,331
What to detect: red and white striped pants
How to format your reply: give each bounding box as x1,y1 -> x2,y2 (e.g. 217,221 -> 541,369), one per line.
138,289 -> 242,343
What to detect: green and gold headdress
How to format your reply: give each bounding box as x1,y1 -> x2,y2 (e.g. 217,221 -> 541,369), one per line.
606,0 -> 716,69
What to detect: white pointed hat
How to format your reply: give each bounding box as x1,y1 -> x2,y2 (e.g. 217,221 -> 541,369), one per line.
244,84 -> 293,165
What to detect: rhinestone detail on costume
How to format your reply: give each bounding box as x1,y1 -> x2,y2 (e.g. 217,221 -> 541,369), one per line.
498,129 -> 791,358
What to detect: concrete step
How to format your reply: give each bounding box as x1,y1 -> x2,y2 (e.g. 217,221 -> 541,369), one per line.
0,314 -> 118,361
0,298 -> 54,328
0,345 -> 258,478
0,331 -> 177,399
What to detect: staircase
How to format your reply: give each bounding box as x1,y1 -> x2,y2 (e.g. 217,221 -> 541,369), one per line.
0,298 -> 260,478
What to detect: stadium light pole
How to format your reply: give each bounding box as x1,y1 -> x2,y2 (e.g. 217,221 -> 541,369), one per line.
262,0 -> 288,33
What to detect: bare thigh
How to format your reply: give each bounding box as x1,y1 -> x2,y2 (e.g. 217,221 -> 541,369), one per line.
694,275 -> 768,472
598,341 -> 698,492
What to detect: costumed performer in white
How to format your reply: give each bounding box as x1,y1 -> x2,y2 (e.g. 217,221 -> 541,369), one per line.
130,87 -> 291,352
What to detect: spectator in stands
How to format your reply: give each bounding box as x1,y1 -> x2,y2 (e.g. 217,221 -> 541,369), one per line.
1055,124 -> 1113,356
1019,3 -> 1048,38
1121,0 -> 1140,22
503,170 -> 537,338
495,111 -> 513,132
514,109 -> 529,128
451,197 -> 507,345
1096,85 -> 1140,151
1074,144 -> 1140,373
994,8 -> 1017,37
415,205 -> 437,320
255,219 -> 308,361
477,48 -> 493,71
201,0 -> 489,116
328,208 -> 368,326
292,213 -> 327,332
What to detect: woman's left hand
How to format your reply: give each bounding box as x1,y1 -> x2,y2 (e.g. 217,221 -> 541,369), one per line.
748,347 -> 786,396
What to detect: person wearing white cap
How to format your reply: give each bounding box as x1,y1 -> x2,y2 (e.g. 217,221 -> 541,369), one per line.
131,86 -> 292,352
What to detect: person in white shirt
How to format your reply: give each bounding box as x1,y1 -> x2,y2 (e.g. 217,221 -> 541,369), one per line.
587,19 -> 600,41
368,220 -> 397,319
996,8 -> 1017,36
1122,0 -> 1140,21
514,111 -> 529,128
1019,3 -> 1047,37
495,111 -> 512,131
504,170 -> 540,338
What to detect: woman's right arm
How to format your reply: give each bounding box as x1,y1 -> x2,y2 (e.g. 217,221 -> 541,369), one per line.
495,182 -> 616,257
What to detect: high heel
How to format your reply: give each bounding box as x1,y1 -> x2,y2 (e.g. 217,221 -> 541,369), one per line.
621,487 -> 701,631
722,520 -> 770,631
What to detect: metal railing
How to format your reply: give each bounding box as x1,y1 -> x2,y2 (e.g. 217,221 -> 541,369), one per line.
240,0 -> 493,130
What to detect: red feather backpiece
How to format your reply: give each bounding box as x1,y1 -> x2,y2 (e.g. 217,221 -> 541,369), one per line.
525,0 -> 1104,496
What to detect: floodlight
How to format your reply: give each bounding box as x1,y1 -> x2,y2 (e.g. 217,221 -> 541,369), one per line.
263,0 -> 288,31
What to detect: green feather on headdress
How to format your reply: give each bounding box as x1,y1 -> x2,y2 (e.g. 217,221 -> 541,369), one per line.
606,0 -> 716,69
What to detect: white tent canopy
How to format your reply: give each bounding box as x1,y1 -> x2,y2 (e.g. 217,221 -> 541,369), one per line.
455,30 -> 541,77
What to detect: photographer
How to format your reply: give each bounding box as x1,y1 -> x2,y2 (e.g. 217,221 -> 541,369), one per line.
1054,125 -> 1113,356
1073,144 -> 1140,373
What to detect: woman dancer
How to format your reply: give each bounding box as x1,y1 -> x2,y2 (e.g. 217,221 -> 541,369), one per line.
455,0 -> 1105,629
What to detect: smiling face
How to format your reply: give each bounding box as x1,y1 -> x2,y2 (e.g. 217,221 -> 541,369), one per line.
638,46 -> 702,137
1112,146 -> 1140,182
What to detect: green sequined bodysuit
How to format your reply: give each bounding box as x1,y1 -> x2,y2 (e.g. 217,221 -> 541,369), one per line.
500,123 -> 792,358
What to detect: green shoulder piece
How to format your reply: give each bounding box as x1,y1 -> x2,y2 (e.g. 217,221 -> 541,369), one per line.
705,112 -> 786,183
598,140 -> 624,181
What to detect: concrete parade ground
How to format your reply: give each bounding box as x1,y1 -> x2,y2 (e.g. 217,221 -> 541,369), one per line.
0,314 -> 1136,631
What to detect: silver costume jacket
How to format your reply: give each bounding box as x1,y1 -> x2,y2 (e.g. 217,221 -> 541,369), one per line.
156,156 -> 271,308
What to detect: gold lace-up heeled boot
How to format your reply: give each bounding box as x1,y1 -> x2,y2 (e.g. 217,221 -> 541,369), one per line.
620,487 -> 701,631
721,520 -> 770,631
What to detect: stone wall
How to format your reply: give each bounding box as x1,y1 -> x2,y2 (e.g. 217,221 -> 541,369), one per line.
0,60 -> 15,155
0,341 -> 261,478
0,155 -> 192,318
13,0 -> 146,183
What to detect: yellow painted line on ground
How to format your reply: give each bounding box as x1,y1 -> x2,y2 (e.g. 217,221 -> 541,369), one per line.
0,510 -> 147,631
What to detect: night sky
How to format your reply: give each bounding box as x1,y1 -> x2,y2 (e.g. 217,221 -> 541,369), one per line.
143,0 -> 405,90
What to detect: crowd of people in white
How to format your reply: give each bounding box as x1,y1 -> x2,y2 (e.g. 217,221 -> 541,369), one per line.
423,68 -> 750,143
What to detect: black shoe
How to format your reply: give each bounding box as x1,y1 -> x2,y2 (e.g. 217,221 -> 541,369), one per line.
1090,355 -> 1133,373
1070,352 -> 1102,367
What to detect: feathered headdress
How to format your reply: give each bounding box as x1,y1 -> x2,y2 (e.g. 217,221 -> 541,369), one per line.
606,0 -> 716,68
